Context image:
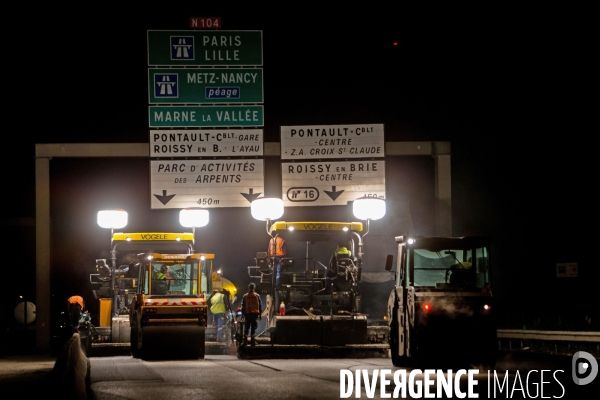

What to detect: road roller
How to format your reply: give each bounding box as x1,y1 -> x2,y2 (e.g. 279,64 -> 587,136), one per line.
87,209 -> 213,357
129,250 -> 211,359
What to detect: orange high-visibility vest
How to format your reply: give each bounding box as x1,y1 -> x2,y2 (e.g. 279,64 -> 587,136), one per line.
268,236 -> 285,257
68,295 -> 84,309
243,291 -> 261,314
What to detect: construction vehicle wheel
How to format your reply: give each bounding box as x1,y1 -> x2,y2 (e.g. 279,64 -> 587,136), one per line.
390,326 -> 401,367
189,327 -> 206,359
131,313 -> 143,358
199,328 -> 206,358
131,330 -> 140,358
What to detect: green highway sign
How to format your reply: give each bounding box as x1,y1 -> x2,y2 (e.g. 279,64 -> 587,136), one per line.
148,30 -> 263,66
149,68 -> 263,104
149,105 -> 264,128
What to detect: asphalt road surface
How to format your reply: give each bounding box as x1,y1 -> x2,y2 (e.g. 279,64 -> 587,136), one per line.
89,351 -> 599,399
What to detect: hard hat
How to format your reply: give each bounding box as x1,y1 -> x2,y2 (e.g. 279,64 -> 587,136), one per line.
248,282 -> 256,290
460,261 -> 473,269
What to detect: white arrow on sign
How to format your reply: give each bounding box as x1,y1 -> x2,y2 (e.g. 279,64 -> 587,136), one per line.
282,160 -> 385,207
150,159 -> 265,209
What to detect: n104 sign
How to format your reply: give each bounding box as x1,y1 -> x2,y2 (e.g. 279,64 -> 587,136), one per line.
148,68 -> 263,104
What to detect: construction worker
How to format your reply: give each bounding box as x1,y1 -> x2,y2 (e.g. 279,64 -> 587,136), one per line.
327,241 -> 352,292
67,295 -> 85,329
449,259 -> 475,286
241,282 -> 262,346
154,265 -> 169,280
153,265 -> 173,294
268,235 -> 286,287
210,289 -> 227,342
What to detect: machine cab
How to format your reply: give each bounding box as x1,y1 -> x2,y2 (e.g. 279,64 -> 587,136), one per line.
392,235 -> 492,292
135,252 -> 215,300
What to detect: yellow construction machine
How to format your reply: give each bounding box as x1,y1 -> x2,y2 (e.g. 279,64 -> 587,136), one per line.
129,248 -> 213,359
242,197 -> 389,357
88,208 -> 214,359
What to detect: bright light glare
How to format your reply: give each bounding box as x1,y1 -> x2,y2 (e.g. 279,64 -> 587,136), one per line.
251,198 -> 284,221
288,226 -> 294,231
343,227 -> 349,231
353,197 -> 386,220
97,209 -> 128,229
180,208 -> 209,228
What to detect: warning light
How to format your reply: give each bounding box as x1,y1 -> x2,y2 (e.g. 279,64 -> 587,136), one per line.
422,303 -> 432,312
393,42 -> 399,46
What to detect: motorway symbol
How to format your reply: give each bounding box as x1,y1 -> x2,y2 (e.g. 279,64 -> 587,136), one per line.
324,186 -> 344,201
171,36 -> 194,60
148,30 -> 263,67
241,188 -> 262,203
148,68 -> 263,104
154,74 -> 179,98
154,190 -> 176,205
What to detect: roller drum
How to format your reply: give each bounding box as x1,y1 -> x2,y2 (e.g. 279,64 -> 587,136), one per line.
141,325 -> 205,359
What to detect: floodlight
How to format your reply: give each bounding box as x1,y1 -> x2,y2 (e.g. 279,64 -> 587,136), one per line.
97,208 -> 128,316
179,208 -> 209,228
251,198 -> 284,221
352,197 -> 386,221
97,209 -> 128,229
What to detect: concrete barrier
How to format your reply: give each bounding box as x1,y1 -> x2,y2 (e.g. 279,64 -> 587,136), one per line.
112,316 -> 131,343
51,332 -> 90,400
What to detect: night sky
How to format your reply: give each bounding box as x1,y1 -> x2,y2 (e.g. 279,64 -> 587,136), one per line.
2,5 -> 595,333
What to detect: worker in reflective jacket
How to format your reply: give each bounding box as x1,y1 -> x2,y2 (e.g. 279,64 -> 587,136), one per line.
327,241 -> 352,292
155,265 -> 175,283
241,282 -> 262,346
210,289 -> 227,342
67,295 -> 85,329
154,265 -> 168,280
268,235 -> 286,287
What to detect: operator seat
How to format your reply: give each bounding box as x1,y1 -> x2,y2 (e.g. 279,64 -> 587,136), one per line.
449,261 -> 475,287
255,252 -> 270,274
336,258 -> 353,280
153,280 -> 168,295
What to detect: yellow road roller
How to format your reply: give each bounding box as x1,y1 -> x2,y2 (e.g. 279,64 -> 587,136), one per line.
129,249 -> 213,359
